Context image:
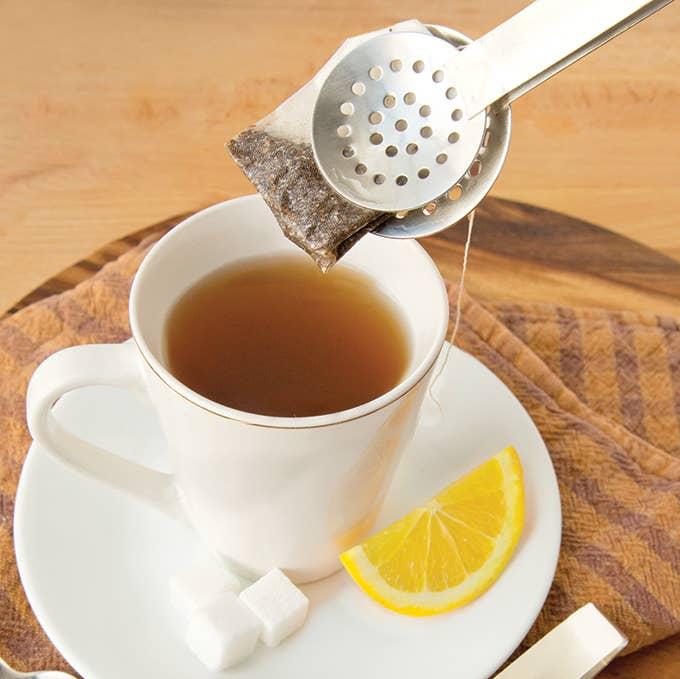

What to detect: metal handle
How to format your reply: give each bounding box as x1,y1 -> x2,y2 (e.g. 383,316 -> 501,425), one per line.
457,0 -> 673,117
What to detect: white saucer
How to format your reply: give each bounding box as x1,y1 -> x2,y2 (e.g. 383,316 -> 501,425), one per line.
15,345 -> 560,679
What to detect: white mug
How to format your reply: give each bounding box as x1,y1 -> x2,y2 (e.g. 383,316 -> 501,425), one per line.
27,196 -> 448,583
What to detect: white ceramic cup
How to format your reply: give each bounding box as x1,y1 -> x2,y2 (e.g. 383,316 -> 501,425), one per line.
27,195 -> 449,583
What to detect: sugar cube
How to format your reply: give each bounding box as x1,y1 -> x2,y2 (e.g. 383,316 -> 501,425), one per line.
169,557 -> 241,619
186,592 -> 262,670
239,568 -> 309,646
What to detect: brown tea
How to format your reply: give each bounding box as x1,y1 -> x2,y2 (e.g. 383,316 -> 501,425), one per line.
164,255 -> 410,417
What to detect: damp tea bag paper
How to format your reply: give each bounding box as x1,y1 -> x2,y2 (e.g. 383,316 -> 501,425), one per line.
227,21 -> 430,271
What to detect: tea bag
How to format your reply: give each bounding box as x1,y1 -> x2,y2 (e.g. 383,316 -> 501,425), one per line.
227,21 -> 431,271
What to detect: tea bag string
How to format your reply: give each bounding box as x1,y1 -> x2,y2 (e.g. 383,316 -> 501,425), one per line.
427,209 -> 475,408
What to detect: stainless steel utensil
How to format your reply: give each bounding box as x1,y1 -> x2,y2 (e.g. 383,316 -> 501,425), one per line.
311,0 -> 672,238
0,656 -> 76,679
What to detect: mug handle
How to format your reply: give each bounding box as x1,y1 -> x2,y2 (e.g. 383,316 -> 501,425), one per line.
26,340 -> 181,519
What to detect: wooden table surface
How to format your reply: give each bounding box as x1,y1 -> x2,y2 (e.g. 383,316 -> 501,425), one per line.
1,0 -> 680,314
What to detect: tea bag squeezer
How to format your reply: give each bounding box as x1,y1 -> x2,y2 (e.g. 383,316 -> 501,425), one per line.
311,0 -> 672,239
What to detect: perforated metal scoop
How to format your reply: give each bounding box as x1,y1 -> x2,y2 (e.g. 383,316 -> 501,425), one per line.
312,0 -> 672,238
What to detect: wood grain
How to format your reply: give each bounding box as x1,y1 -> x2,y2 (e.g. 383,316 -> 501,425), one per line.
1,0 -> 679,314
3,195 -> 680,676
6,197 -> 680,321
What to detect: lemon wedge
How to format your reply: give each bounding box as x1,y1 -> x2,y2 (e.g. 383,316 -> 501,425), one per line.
340,446 -> 525,616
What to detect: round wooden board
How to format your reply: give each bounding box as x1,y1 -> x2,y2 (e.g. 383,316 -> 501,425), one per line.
5,196 -> 680,320
3,196 -> 680,677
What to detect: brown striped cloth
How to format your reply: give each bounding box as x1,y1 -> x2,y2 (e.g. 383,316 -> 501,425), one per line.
0,232 -> 679,675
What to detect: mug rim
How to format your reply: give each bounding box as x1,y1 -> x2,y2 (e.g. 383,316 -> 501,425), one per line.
129,195 -> 449,429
